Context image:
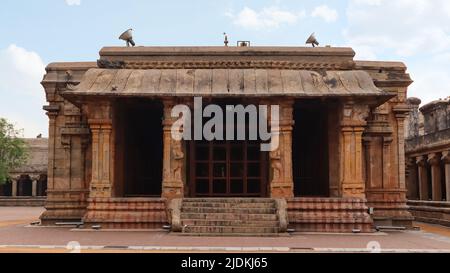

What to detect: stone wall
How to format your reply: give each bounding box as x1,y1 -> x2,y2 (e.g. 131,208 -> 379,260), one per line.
405,97 -> 450,226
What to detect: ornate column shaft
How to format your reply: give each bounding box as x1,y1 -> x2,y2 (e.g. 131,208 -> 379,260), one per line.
442,151 -> 450,201
270,100 -> 294,199
88,123 -> 112,198
86,102 -> 113,198
416,156 -> 428,200
428,153 -> 442,201
162,98 -> 185,200
340,102 -> 369,198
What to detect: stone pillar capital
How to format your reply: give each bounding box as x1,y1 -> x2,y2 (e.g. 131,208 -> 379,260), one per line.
416,156 -> 427,167
392,104 -> 410,119
427,153 -> 441,166
341,102 -> 370,127
9,175 -> 21,182
442,150 -> 450,164
29,174 -> 41,182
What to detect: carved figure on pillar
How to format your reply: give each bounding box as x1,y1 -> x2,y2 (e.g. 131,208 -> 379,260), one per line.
269,101 -> 294,199
162,99 -> 185,200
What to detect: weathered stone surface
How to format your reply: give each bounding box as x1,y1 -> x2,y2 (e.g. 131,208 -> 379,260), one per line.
39,46 -> 414,232
287,198 -> 374,233
83,198 -> 168,229
180,198 -> 280,236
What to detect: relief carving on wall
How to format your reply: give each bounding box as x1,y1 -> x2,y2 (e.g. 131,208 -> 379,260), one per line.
172,140 -> 184,183
270,149 -> 283,183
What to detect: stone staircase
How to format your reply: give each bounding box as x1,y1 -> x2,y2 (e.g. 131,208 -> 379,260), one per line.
179,198 -> 283,236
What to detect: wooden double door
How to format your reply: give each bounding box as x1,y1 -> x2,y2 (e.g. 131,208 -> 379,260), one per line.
189,140 -> 268,197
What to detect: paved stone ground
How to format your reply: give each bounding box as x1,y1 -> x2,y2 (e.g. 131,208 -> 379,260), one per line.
1,207 -> 450,253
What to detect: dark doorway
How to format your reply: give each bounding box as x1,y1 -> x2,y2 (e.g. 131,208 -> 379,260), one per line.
293,101 -> 330,197
189,140 -> 268,197
116,100 -> 163,197
188,101 -> 268,197
18,175 -> 32,196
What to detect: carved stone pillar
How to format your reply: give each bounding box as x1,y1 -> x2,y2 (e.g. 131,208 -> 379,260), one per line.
87,102 -> 113,198
406,158 -> 419,200
428,153 -> 442,201
442,151 -> 450,201
161,98 -> 185,200
30,175 -> 40,197
393,104 -> 410,191
10,176 -> 20,197
270,100 -> 294,199
340,102 -> 369,198
416,156 -> 429,200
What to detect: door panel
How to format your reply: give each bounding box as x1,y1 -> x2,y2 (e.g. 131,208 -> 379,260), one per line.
190,141 -> 267,197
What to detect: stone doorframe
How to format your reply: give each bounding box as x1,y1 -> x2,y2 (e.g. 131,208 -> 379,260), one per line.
158,97 -> 297,200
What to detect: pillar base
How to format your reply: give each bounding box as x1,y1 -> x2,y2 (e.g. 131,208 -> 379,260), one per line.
162,182 -> 184,200
367,190 -> 414,228
270,183 -> 294,199
89,183 -> 112,198
39,190 -> 89,225
342,183 -> 365,199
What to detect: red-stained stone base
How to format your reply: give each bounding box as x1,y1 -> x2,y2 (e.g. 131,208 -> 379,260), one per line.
83,198 -> 169,229
287,198 -> 375,233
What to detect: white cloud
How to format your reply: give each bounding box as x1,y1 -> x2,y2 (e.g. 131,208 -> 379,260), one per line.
345,0 -> 450,58
66,0 -> 81,6
227,6 -> 306,30
344,0 -> 450,104
0,45 -> 47,138
311,5 -> 339,23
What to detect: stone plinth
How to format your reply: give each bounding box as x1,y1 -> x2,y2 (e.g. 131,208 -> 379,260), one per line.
83,198 -> 168,229
287,198 -> 374,233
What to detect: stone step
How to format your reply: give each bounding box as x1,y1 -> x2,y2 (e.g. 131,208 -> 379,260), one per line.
178,233 -> 286,237
181,212 -> 278,221
183,198 -> 275,204
181,219 -> 279,227
181,207 -> 277,214
182,202 -> 275,209
184,225 -> 279,234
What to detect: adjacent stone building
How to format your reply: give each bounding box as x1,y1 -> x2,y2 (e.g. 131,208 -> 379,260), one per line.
0,138 -> 48,206
406,97 -> 450,226
39,46 -> 414,233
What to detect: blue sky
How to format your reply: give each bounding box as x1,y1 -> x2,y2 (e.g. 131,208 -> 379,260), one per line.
0,0 -> 449,137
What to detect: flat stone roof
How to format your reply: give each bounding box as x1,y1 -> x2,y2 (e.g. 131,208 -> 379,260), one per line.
10,138 -> 48,175
99,46 -> 356,57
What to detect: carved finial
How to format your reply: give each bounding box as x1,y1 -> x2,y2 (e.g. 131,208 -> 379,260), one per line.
223,32 -> 229,47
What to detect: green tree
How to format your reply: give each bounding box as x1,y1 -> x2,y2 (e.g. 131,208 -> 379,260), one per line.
0,118 -> 28,185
